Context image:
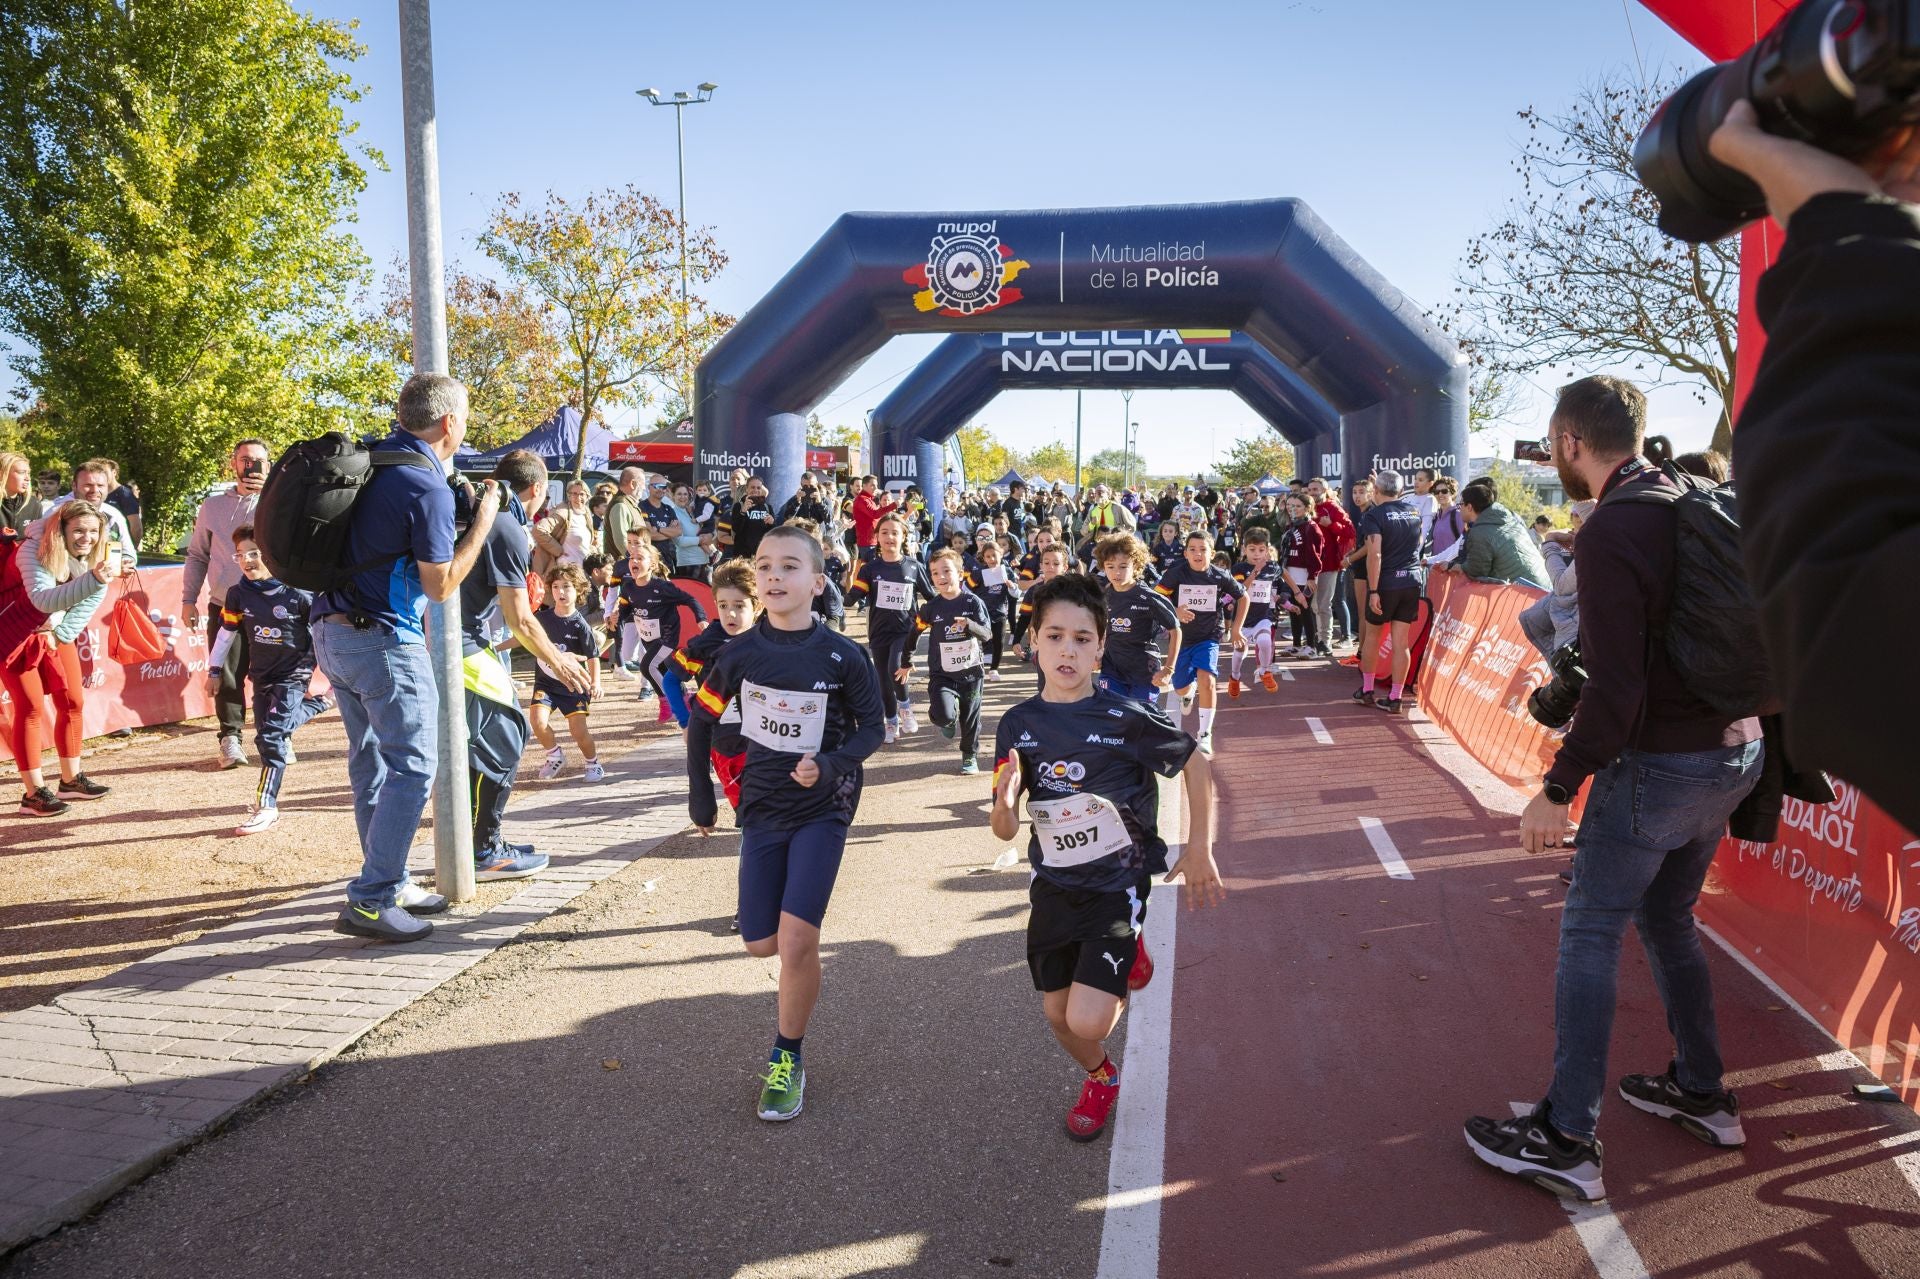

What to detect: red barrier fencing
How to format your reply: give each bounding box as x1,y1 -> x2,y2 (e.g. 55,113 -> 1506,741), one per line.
1417,573 -> 1920,1105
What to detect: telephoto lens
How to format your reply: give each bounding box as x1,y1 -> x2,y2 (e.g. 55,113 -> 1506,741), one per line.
1527,644 -> 1588,730
1633,0 -> 1920,242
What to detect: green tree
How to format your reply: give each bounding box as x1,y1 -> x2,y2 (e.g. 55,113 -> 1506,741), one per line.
479,186 -> 733,477
371,261 -> 570,451
806,414 -> 863,449
1440,69 -> 1740,453
1215,433 -> 1295,487
954,423 -> 1012,487
0,0 -> 388,543
1481,460 -> 1545,523
1018,440 -> 1075,484
1082,447 -> 1147,491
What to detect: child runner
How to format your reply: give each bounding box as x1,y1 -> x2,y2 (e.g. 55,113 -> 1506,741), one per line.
1149,519 -> 1186,578
686,525 -> 884,1121
208,525 -> 338,839
966,538 -> 1019,681
531,563 -> 605,781
1155,530 -> 1248,756
617,540 -> 706,727
1096,532 -> 1181,705
679,558 -> 761,933
1228,529 -> 1285,698
847,512 -> 931,743
909,548 -> 993,774
990,573 -> 1225,1142
1011,544 -> 1071,691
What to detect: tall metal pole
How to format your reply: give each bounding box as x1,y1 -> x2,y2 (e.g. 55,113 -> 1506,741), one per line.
399,0 -> 474,904
1073,390 -> 1083,492
1120,390 -> 1134,491
674,101 -> 689,410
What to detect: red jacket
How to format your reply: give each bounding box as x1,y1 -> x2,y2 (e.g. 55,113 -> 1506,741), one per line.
1313,504 -> 1354,572
1280,519 -> 1325,576
851,490 -> 897,548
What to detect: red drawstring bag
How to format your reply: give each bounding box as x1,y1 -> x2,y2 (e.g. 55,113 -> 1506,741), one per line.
106,575 -> 167,663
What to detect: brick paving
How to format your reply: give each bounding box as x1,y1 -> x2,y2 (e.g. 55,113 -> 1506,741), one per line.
0,733 -> 692,1251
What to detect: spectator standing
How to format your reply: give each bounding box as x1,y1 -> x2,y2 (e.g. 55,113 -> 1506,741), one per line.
0,452 -> 46,535
1448,480 -> 1552,588
313,372 -> 503,944
1340,478 -> 1374,664
1277,493 -> 1324,656
1530,514 -> 1553,547
183,439 -> 270,768
1310,492 -> 1353,653
1172,486 -> 1205,529
718,475 -> 776,563
1409,468 -> 1438,544
6,501 -> 119,816
666,482 -> 710,582
532,479 -> 595,571
776,470 -> 832,526
33,470 -> 61,504
1000,481 -> 1034,541
54,461 -> 138,569
851,474 -> 897,553
601,467 -> 645,559
101,463 -> 143,550
638,473 -> 684,554
1428,478 -> 1466,563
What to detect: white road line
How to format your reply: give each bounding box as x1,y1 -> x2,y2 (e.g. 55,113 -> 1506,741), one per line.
1279,666 -> 1294,681
1096,779 -> 1183,1279
1507,1103 -> 1652,1279
1305,716 -> 1333,746
1357,816 -> 1414,880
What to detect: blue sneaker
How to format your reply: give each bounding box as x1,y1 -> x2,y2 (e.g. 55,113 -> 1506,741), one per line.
334,901 -> 433,943
475,846 -> 548,882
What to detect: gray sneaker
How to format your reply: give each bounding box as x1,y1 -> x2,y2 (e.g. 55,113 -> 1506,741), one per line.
334,901 -> 432,943
1619,1065 -> 1745,1147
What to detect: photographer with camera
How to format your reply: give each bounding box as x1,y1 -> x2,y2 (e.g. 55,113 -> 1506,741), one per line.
1464,376 -> 1763,1204
183,439 -> 271,770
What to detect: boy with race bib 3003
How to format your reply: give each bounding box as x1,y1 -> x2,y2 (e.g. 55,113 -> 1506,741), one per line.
686,526 -> 884,1122
990,573 -> 1225,1143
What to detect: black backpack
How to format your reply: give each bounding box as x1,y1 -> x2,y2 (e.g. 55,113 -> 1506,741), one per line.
1604,463 -> 1773,718
253,432 -> 439,592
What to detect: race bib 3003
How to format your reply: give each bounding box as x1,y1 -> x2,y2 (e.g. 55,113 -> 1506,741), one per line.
739,680 -> 827,754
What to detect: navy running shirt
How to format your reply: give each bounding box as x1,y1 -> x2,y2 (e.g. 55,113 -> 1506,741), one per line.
532,607 -> 595,698
319,431 -> 455,641
675,620 -> 748,757
1360,497 -> 1424,587
994,689 -> 1196,893
1154,561 -> 1244,648
851,554 -> 933,638
1101,582 -> 1180,687
219,577 -> 316,682
688,617 -> 885,831
618,573 -> 705,650
1231,560 -> 1286,629
458,492 -> 531,657
912,590 -> 993,680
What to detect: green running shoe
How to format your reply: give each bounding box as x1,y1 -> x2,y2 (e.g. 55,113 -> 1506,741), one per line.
758,1049 -> 805,1122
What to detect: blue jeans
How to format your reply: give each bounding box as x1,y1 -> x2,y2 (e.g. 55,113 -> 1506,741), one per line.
1546,740 -> 1764,1140
312,621 -> 438,908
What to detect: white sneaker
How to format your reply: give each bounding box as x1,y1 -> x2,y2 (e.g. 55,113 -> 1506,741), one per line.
1197,731 -> 1216,758
884,720 -> 898,745
234,805 -> 278,836
583,760 -> 606,783
984,668 -> 1000,682
1180,693 -> 1196,716
900,706 -> 919,734
218,736 -> 247,770
537,749 -> 565,780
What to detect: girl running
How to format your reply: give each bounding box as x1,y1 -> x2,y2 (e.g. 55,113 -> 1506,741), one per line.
618,540 -> 706,727
847,512 -> 931,743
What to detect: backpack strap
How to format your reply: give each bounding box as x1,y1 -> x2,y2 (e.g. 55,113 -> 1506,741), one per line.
369,448 -> 439,471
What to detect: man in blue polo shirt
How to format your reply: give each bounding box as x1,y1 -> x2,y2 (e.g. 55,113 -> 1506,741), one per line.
315,372 -> 503,943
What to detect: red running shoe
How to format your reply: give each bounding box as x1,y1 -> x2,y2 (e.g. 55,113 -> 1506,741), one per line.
1128,939 -> 1154,991
1067,1071 -> 1121,1142
1260,671 -> 1279,693
1338,655 -> 1362,668
1227,676 -> 1242,700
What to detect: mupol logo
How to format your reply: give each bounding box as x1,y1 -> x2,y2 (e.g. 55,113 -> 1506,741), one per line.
906,224 -> 1030,317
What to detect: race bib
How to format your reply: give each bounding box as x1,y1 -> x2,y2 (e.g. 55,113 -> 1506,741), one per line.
982,565 -> 1007,588
637,616 -> 661,643
719,696 -> 742,725
739,680 -> 826,754
1177,584 -> 1219,614
876,579 -> 912,611
1246,580 -> 1274,604
1029,794 -> 1133,868
939,639 -> 981,673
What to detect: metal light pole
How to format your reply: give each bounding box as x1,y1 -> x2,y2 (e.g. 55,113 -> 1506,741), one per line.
1120,389 -> 1134,491
398,0 -> 474,903
1073,390 -> 1083,492
639,82 -> 717,412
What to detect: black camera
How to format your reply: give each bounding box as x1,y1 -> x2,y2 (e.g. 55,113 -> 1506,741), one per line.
1633,0 -> 1920,242
1528,643 -> 1588,729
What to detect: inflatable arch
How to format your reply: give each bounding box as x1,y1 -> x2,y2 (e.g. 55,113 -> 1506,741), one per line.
869,330 -> 1342,528
693,198 -> 1467,507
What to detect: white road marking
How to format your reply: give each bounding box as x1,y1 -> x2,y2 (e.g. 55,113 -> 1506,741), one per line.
1305,717 -> 1333,746
1357,816 -> 1414,880
730,1234 -> 925,1277
1279,666 -> 1294,681
1095,779 -> 1183,1279
1507,1103 -> 1652,1279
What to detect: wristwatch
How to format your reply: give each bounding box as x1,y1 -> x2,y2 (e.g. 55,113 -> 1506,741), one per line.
1542,779 -> 1573,806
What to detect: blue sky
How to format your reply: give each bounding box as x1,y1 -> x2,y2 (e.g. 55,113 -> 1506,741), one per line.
310,0 -> 1717,474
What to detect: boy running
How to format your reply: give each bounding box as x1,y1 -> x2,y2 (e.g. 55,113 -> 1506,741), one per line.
1095,532 -> 1181,705
847,512 -> 931,743
208,525 -> 336,839
909,548 -> 993,774
686,526 -> 884,1121
531,563 -> 605,781
679,558 -> 759,831
617,539 -> 706,727
990,573 -> 1225,1142
1228,529 -> 1286,698
1155,530 -> 1248,755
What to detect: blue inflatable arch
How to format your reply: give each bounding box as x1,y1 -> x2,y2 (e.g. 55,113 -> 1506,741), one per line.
693,198 -> 1467,508
870,329 -> 1342,526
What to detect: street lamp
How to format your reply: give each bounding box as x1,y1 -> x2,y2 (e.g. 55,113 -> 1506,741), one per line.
639,81 -> 718,410
1120,389 -> 1134,491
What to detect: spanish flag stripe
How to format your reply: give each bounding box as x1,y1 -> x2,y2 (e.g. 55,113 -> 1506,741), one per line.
696,684 -> 728,715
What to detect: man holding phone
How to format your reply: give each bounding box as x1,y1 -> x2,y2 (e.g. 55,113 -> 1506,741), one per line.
184,439 -> 271,769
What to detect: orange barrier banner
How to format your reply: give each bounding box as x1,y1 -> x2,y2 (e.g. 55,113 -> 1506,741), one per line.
1417,572 -> 1920,1105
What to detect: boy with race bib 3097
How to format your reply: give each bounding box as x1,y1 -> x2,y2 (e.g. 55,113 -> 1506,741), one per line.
686,525 -> 884,1122
990,573 -> 1225,1143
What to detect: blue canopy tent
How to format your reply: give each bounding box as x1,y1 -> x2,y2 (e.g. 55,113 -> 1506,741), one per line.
1253,473 -> 1287,496
475,405 -> 618,473
990,467 -> 1027,491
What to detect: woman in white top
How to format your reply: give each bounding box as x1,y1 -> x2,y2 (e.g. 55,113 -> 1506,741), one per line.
533,479 -> 596,571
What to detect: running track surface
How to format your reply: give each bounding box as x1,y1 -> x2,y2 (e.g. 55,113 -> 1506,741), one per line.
1147,662 -> 1920,1278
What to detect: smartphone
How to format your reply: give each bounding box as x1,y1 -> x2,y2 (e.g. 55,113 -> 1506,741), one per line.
1513,439 -> 1552,464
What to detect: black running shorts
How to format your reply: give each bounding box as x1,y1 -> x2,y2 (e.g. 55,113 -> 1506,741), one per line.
1366,585 -> 1421,626
1027,874 -> 1149,998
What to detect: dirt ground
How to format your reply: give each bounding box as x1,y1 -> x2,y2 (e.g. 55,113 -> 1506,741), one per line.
0,668 -> 673,1014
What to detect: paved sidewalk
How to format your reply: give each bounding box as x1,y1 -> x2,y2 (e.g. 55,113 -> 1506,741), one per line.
0,734 -> 690,1252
